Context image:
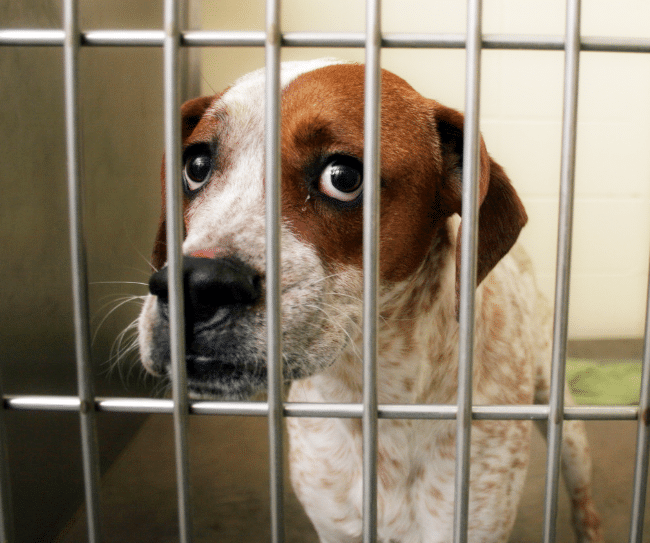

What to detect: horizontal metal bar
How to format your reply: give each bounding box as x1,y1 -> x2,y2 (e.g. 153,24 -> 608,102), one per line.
581,36 -> 650,53
98,398 -> 173,413
183,30 -> 265,47
564,405 -> 640,420
284,403 -> 362,418
5,396 -> 83,411
191,401 -> 269,416
282,31 -> 365,48
0,29 -> 65,45
83,30 -> 165,46
2,29 -> 650,53
2,396 -> 640,420
383,33 -> 565,50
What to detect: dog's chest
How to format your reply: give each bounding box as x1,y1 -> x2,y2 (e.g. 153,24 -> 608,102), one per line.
287,410 -> 531,543
284,255 -> 538,542
287,414 -> 457,542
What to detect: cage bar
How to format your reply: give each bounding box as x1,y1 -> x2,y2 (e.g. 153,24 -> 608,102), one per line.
264,0 -> 286,541
162,0 -> 194,540
62,0 -> 104,540
629,262 -> 650,542
362,0 -> 382,541
542,1 -> 582,542
452,1 -> 483,542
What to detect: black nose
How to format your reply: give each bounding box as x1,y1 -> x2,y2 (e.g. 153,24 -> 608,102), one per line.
149,256 -> 262,323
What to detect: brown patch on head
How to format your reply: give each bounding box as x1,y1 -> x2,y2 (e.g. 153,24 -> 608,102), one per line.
279,63 -> 527,295
280,63 -> 447,282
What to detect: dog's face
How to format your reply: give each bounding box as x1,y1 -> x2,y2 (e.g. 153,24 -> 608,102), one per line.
137,59 -> 526,399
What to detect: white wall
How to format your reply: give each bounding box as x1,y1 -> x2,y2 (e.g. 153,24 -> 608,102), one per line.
200,0 -> 650,339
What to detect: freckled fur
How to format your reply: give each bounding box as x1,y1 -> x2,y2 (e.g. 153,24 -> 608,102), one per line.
137,59 -> 603,543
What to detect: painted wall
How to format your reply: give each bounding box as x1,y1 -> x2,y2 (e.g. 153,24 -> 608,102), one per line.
200,0 -> 650,339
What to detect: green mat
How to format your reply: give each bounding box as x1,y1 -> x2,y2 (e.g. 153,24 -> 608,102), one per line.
566,359 -> 642,405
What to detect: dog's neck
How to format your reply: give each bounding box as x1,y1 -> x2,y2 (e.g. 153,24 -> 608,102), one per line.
289,219 -> 465,405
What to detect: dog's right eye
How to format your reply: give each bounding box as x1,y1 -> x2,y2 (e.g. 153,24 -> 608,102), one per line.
182,147 -> 213,193
318,156 -> 363,203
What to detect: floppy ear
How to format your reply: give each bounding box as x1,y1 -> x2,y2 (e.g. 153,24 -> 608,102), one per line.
151,95 -> 215,270
434,105 -> 528,305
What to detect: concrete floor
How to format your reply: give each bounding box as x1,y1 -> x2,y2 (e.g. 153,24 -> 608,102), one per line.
56,340 -> 649,542
57,415 -> 649,542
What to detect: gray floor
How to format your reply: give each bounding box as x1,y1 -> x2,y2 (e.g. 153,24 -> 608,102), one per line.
57,341 -> 649,543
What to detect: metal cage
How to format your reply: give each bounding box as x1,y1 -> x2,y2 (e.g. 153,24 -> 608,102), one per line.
2,1 -> 650,542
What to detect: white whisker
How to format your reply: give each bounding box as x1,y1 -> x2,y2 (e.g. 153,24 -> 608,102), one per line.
90,280 -> 149,287
92,295 -> 145,344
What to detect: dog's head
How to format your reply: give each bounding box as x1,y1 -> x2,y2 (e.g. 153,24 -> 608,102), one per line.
137,59 -> 526,399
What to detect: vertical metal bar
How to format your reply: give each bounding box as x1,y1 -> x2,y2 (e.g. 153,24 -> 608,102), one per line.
453,1 -> 482,542
163,0 -> 193,540
0,373 -> 15,542
362,1 -> 381,541
63,0 -> 103,541
542,2 -> 581,542
265,1 -> 285,542
629,260 -> 650,543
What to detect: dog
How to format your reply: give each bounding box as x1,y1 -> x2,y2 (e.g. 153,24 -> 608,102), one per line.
137,58 -> 603,542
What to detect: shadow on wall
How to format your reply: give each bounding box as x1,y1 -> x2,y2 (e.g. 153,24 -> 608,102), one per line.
0,0 -> 197,539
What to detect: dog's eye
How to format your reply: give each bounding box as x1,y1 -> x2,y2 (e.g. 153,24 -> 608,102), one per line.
318,157 -> 363,202
183,149 -> 212,193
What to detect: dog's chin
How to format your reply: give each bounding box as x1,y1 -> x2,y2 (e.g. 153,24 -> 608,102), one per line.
187,382 -> 262,401
181,357 -> 268,401
186,376 -> 266,401
144,333 -> 344,401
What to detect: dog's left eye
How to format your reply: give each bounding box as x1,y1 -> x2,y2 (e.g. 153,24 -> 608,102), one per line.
183,148 -> 213,193
318,157 -> 363,202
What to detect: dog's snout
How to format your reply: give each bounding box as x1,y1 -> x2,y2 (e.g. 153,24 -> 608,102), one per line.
148,256 -> 262,323
185,257 -> 262,316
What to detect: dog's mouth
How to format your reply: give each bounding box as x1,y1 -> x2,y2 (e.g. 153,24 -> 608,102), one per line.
185,362 -> 267,399
187,354 -> 243,380
139,252 -> 350,400
144,294 -> 351,400
147,305 -> 269,399
182,355 -> 268,400
186,354 -> 257,382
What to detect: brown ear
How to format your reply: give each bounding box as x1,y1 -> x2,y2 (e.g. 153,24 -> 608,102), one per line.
151,96 -> 215,270
434,105 -> 528,304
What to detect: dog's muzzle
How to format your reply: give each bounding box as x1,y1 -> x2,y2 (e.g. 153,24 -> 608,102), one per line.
147,254 -> 266,398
